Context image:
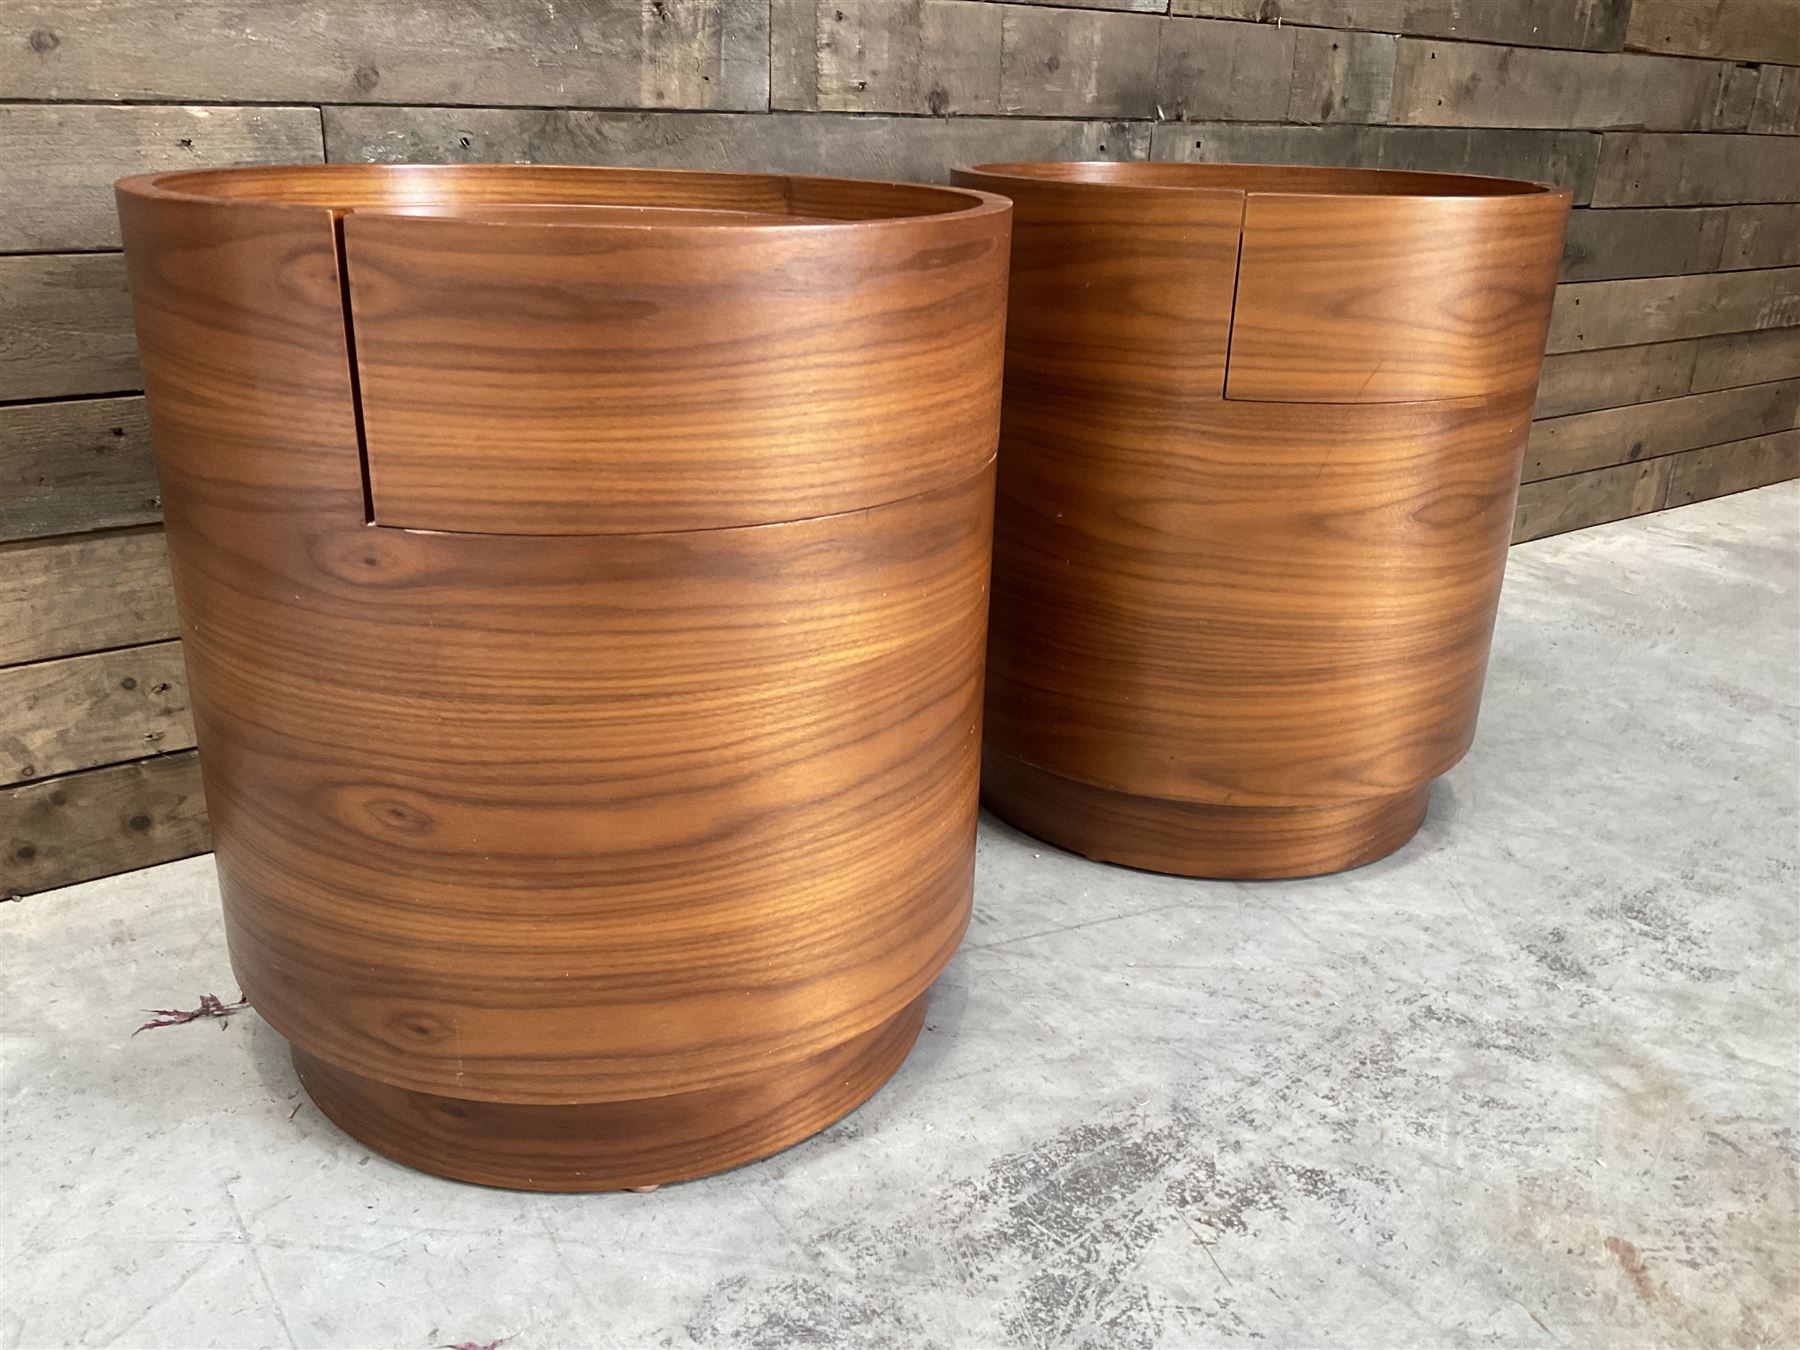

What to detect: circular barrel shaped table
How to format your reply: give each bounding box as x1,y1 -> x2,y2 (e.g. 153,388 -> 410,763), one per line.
953,162 -> 1569,880
115,164 -> 1011,1189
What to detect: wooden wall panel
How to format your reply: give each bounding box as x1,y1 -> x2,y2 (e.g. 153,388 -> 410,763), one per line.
1535,342 -> 1700,419
1593,133 -> 1800,206
1625,0 -> 1800,66
1524,380 -> 1800,481
1560,208 -> 1727,282
1390,42 -> 1749,131
1146,122 -> 1601,201
1170,0 -> 1632,51
2,0 -> 1795,892
0,255 -> 139,402
0,641 -> 193,785
1691,328 -> 1800,391
1721,205 -> 1800,271
0,1 -> 770,110
323,107 -> 1151,181
1,751 -> 209,897
0,104 -> 324,251
1514,460 -> 1673,543
1665,429 -> 1800,506
0,529 -> 180,667
1547,268 -> 1800,351
0,397 -> 158,543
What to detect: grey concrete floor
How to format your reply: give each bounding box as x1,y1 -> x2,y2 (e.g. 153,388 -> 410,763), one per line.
5,483 -> 1798,1350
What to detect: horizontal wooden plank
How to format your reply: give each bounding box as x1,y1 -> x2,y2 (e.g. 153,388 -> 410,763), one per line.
1625,0 -> 1800,66
1750,63 -> 1800,136
1146,122 -> 1600,202
1524,379 -> 1800,481
1534,341 -> 1698,419
1,749 -> 208,897
1390,40 -> 1748,131
323,107 -> 1150,183
0,395 -> 158,543
773,0 -> 1005,115
997,4 -> 1165,118
1691,327 -> 1800,391
1513,459 -> 1672,544
1720,205 -> 1800,272
0,253 -> 138,402
0,527 -> 177,668
1547,268 -> 1800,351
1169,0 -> 1630,51
1286,26 -> 1396,123
992,0 -> 1169,9
1560,207 -> 1726,282
0,641 -> 192,785
1151,11 -> 1296,121
1593,132 -> 1800,207
773,3 -> 1312,119
0,1 -> 769,111
0,103 -> 323,252
1665,429 -> 1800,507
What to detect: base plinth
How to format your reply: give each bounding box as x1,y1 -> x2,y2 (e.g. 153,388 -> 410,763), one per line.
982,747 -> 1430,880
291,993 -> 928,1191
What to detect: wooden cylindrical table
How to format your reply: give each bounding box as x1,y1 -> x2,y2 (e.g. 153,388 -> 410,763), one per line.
116,165 -> 1010,1189
954,162 -> 1569,880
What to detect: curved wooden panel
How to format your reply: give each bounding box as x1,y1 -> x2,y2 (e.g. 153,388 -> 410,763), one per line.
983,390 -> 1533,806
344,203 -> 1008,534
1227,190 -> 1569,403
958,161 -> 1567,877
115,165 -> 1005,1188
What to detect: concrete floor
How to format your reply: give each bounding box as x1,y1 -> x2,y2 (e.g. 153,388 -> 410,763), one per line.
5,483 -> 1797,1350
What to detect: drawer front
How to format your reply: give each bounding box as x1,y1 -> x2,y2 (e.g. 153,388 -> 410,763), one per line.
1225,192 -> 1568,404
341,208 -> 1008,534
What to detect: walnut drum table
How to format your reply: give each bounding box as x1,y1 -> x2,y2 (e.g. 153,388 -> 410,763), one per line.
115,165 -> 1010,1189
954,162 -> 1569,880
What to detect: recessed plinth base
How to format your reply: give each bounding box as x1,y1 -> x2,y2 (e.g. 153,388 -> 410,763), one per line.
982,747 -> 1430,880
291,993 -> 928,1191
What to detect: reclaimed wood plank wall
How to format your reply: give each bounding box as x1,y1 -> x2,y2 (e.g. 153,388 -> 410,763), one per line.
3,0 -> 1797,894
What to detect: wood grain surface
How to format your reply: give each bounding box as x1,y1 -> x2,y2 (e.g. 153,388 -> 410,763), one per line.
957,161 -> 1566,877
115,163 -> 1007,1188
1228,187 -> 1567,402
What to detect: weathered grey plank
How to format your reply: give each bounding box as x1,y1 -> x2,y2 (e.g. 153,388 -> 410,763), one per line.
0,641 -> 192,786
999,4 -> 1163,118
1690,327 -> 1800,392
1547,268 -> 1800,352
325,107 -> 1151,184
0,104 -> 323,253
0,527 -> 177,668
1560,207 -> 1727,282
0,1 -> 769,110
1154,13 -> 1295,121
992,0 -> 1169,9
1170,0 -> 1630,51
1147,122 -> 1600,201
1664,429 -> 1800,506
773,0 -> 1004,115
1534,341 -> 1699,419
0,396 -> 157,544
1,749 -> 207,897
1750,63 -> 1800,135
1286,26 -> 1395,123
0,254 -> 138,403
1720,205 -> 1800,272
1524,379 -> 1800,480
1593,132 -> 1800,206
1513,459 -> 1671,543
1625,0 -> 1800,66
1389,41 -> 1749,131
